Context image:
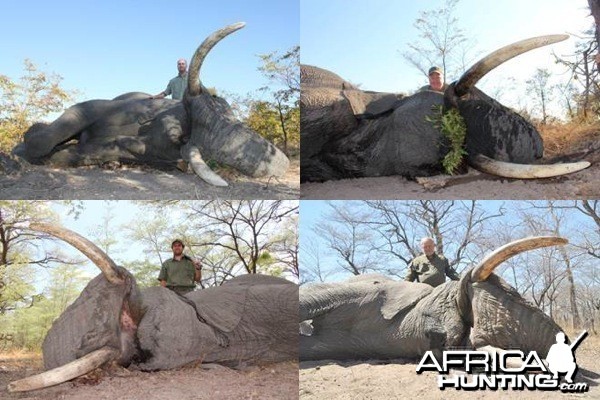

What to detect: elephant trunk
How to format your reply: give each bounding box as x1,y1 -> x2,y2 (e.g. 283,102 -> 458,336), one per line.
187,92 -> 289,178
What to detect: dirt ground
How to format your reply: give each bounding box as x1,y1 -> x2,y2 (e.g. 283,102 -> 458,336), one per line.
0,353 -> 299,400
300,334 -> 600,399
0,156 -> 299,200
301,124 -> 600,200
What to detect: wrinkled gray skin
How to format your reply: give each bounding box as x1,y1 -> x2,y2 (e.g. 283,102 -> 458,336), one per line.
14,34 -> 289,181
300,65 -> 543,182
44,273 -> 298,370
299,272 -> 561,361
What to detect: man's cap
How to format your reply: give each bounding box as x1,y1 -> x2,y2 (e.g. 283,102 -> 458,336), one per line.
171,239 -> 185,248
428,66 -> 443,75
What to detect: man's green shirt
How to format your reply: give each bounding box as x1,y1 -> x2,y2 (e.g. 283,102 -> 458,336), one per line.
404,253 -> 459,287
164,73 -> 188,100
158,255 -> 195,289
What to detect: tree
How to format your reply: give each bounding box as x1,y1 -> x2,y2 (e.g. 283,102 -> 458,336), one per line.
300,237 -> 333,284
89,202 -> 119,257
0,60 -> 74,152
269,213 -> 299,280
186,201 -> 299,278
525,68 -> 555,124
553,26 -> 600,120
0,201 -> 78,314
255,46 -> 300,154
313,202 -> 380,276
4,263 -> 88,350
572,200 -> 600,259
589,0 -> 600,70
402,0 -> 474,82
364,200 -> 503,278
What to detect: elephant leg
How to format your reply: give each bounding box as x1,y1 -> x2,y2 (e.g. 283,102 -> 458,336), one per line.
23,100 -> 113,160
300,334 -> 344,361
46,137 -> 152,167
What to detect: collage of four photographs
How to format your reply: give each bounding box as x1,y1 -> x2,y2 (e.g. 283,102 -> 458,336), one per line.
1,0 -> 599,398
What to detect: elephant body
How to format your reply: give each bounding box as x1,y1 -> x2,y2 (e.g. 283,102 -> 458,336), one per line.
137,274 -> 298,370
43,273 -> 298,371
300,64 -> 543,182
17,94 -> 187,169
300,273 -> 560,361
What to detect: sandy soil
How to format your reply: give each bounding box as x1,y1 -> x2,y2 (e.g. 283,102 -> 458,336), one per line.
299,335 -> 600,399
301,125 -> 600,200
0,156 -> 299,200
0,354 -> 299,400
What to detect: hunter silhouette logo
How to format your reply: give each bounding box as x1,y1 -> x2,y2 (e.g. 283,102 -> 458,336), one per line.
416,330 -> 589,392
546,331 -> 586,383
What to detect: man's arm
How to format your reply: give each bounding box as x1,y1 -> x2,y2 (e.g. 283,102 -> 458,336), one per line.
152,81 -> 172,99
445,260 -> 460,281
151,91 -> 166,99
404,260 -> 416,282
158,264 -> 168,286
193,260 -> 202,282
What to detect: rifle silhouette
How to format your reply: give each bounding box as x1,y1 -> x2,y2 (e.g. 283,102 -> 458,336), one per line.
569,330 -> 588,352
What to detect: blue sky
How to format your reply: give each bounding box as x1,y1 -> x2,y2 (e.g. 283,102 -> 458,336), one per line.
301,0 -> 591,111
2,0 -> 298,104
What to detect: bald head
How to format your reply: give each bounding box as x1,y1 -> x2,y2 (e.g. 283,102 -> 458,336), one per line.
420,237 -> 436,256
177,59 -> 187,75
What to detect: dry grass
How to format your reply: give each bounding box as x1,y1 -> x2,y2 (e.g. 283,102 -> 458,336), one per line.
0,349 -> 41,362
538,121 -> 600,158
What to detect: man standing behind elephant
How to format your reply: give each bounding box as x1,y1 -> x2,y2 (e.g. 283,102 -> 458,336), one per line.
418,66 -> 448,93
404,237 -> 459,287
158,239 -> 202,295
151,59 -> 188,100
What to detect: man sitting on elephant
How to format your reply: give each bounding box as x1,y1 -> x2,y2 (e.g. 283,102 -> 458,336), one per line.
158,239 -> 202,295
151,58 -> 188,100
404,237 -> 459,287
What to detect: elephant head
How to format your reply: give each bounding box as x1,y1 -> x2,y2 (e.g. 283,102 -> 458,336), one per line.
299,237 -> 566,362
8,222 -> 297,392
300,35 -> 590,182
180,22 -> 290,186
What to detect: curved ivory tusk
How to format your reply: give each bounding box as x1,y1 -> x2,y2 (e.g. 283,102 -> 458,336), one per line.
187,22 -> 246,96
7,347 -> 118,392
184,145 -> 229,187
28,223 -> 123,285
471,236 -> 568,282
455,35 -> 569,97
471,154 -> 591,179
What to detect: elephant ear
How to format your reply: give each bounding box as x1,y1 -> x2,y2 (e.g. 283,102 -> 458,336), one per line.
191,284 -> 250,333
379,281 -> 433,320
342,90 -> 404,118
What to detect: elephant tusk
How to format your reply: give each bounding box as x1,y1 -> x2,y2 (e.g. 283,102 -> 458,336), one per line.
184,145 -> 229,187
471,154 -> 590,179
454,35 -> 569,97
187,22 -> 246,96
7,347 -> 119,392
471,236 -> 568,282
26,222 -> 123,285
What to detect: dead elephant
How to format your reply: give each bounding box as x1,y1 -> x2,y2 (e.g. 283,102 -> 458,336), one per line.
8,222 -> 298,392
13,23 -> 289,187
300,35 -> 590,182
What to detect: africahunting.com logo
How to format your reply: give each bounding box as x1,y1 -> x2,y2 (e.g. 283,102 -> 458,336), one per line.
416,330 -> 589,393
